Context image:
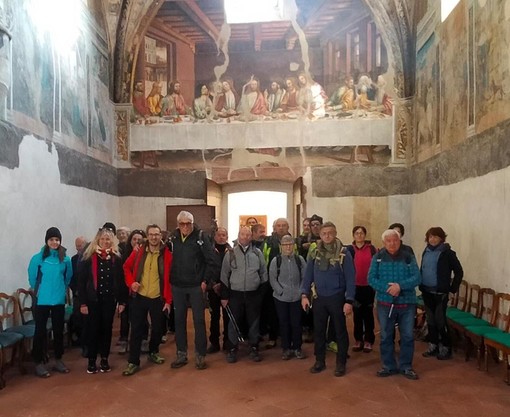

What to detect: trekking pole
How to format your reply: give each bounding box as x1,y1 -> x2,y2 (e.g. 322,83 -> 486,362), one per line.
225,305 -> 245,343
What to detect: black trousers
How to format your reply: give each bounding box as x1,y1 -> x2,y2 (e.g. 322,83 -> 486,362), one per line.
260,283 -> 279,341
313,294 -> 349,365
208,289 -> 229,348
274,299 -> 302,350
228,289 -> 263,348
86,295 -> 116,361
33,304 -> 65,363
422,292 -> 450,347
128,295 -> 163,366
353,285 -> 375,344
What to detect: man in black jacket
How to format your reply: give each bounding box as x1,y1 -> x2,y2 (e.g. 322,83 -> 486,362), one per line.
168,211 -> 217,370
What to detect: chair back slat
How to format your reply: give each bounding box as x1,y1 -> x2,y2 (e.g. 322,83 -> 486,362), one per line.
454,280 -> 469,311
0,293 -> 17,331
15,288 -> 35,325
466,284 -> 482,317
493,293 -> 510,332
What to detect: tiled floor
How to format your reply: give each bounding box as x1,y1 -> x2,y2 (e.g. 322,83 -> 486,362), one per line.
2,322 -> 509,417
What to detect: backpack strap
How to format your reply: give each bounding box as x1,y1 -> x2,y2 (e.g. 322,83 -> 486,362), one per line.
276,254 -> 302,282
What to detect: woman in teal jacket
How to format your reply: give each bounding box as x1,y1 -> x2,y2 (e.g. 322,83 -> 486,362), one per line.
28,227 -> 73,378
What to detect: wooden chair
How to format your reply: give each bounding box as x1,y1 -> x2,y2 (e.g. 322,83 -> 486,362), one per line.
463,288 -> 498,368
0,293 -> 24,389
16,288 -> 35,325
484,293 -> 510,384
446,280 -> 470,318
7,291 -> 36,371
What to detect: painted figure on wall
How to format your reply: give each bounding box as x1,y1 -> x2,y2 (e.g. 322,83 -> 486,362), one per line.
326,75 -> 356,111
265,80 -> 286,113
193,84 -> 213,119
280,76 -> 299,113
214,77 -> 239,117
161,80 -> 189,116
146,81 -> 163,116
297,71 -> 327,118
238,75 -> 267,116
132,80 -> 148,119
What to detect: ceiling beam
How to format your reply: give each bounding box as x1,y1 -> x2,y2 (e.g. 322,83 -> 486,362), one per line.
175,0 -> 221,43
253,24 -> 262,51
151,18 -> 196,53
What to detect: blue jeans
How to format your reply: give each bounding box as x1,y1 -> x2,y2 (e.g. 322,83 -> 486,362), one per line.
377,303 -> 416,371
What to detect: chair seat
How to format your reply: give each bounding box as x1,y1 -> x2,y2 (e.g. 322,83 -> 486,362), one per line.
450,317 -> 491,326
446,307 -> 472,318
0,332 -> 24,348
5,325 -> 35,338
465,325 -> 504,337
485,332 -> 510,347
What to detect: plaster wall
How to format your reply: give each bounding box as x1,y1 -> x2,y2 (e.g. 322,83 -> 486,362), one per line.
409,165 -> 510,293
118,196 -> 204,232
0,135 -> 119,294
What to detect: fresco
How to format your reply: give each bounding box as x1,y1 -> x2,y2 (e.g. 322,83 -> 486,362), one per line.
9,0 -> 113,154
474,0 -> 510,133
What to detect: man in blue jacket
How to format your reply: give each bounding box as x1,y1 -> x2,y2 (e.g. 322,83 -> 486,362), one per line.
301,222 -> 355,377
368,229 -> 421,380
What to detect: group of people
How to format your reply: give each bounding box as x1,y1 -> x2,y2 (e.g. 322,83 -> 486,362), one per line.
27,213 -> 463,380
132,72 -> 392,122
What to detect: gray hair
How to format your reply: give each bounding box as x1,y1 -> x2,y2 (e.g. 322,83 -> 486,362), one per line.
177,210 -> 194,224
382,229 -> 400,241
280,234 -> 294,245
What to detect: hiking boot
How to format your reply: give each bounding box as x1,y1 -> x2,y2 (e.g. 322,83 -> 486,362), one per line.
206,344 -> 220,354
87,359 -> 98,374
100,358 -> 111,373
35,363 -> 50,378
282,349 -> 292,360
265,340 -> 277,349
249,347 -> 262,362
437,345 -> 452,360
326,341 -> 338,353
195,355 -> 207,370
352,341 -> 363,352
226,349 -> 237,363
334,363 -> 346,377
376,368 -> 398,377
422,343 -> 439,357
122,363 -> 139,376
170,351 -> 188,368
310,361 -> 326,374
294,349 -> 306,360
401,368 -> 419,380
148,352 -> 165,365
53,359 -> 70,374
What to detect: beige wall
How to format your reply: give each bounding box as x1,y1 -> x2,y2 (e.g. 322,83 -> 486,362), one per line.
409,165 -> 510,293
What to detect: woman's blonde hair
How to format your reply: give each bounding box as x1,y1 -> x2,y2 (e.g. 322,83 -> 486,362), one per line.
82,228 -> 120,261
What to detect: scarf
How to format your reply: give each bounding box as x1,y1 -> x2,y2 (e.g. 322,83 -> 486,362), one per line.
315,238 -> 345,271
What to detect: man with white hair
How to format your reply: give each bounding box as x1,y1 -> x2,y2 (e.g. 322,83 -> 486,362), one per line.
168,211 -> 216,370
368,229 -> 421,380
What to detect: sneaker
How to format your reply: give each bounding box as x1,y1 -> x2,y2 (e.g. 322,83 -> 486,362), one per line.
141,340 -> 150,353
294,349 -> 306,360
401,368 -> 419,380
122,363 -> 139,376
206,344 -> 220,354
87,360 -> 98,374
226,349 -> 237,363
281,349 -> 292,360
249,347 -> 262,362
363,342 -> 373,353
53,360 -> 70,374
195,355 -> 207,370
376,368 -> 398,377
422,343 -> 439,358
35,363 -> 50,378
100,358 -> 111,373
118,341 -> 128,354
170,352 -> 188,369
352,341 -> 363,352
148,352 -> 165,365
334,363 -> 346,377
437,346 -> 452,360
326,341 -> 338,353
310,361 -> 326,374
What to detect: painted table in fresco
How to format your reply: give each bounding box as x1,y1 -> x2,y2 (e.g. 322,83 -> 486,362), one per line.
129,117 -> 394,151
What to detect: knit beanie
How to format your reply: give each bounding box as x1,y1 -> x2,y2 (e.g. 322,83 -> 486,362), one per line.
102,222 -> 117,234
45,227 -> 62,243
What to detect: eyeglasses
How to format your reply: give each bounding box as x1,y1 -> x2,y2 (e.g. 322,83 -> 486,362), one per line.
99,227 -> 114,232
178,222 -> 193,227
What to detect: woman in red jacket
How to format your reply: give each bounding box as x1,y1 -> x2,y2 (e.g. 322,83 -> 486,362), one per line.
347,226 -> 377,353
